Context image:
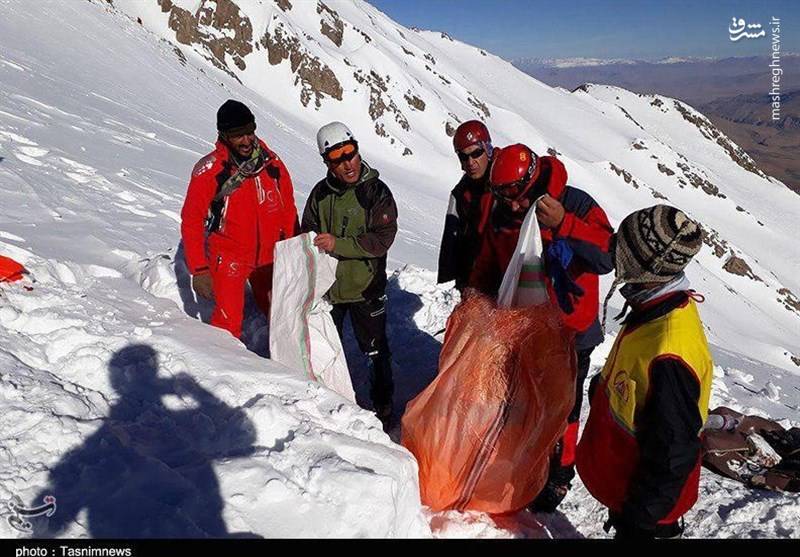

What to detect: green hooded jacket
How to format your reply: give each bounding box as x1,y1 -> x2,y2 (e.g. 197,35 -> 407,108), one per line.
301,162 -> 398,304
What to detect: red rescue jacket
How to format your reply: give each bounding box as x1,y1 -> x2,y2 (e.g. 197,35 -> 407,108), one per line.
181,139 -> 299,275
468,156 -> 613,347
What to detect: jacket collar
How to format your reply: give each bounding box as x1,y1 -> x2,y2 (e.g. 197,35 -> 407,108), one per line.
532,156 -> 568,200
622,291 -> 690,329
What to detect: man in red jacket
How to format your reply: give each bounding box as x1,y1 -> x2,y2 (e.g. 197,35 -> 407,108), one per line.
181,100 -> 299,340
468,143 -> 614,512
437,120 -> 498,290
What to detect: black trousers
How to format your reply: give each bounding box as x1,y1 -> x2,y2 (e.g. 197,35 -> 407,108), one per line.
330,296 -> 394,406
549,346 -> 595,484
570,346 -> 594,423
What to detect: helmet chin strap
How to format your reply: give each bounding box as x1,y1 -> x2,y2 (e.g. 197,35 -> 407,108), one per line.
506,148 -> 541,204
511,178 -> 537,204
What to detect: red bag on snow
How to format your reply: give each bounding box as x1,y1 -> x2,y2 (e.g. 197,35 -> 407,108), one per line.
0,255 -> 26,283
401,291 -> 576,513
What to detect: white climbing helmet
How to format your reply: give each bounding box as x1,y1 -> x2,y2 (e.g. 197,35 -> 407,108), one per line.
316,121 -> 357,156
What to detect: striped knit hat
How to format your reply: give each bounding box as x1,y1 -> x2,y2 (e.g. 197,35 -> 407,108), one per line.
602,205 -> 702,330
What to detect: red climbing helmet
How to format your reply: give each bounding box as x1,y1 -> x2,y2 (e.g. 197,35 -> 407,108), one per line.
453,120 -> 491,152
489,143 -> 540,202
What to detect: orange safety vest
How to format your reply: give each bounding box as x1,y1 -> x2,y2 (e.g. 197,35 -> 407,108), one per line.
576,296 -> 713,523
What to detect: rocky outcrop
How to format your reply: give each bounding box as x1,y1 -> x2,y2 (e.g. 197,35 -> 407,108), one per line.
157,0 -> 252,74
609,162 -> 641,189
353,69 -> 409,132
274,0 -> 292,11
701,228 -> 729,259
675,161 -> 724,198
657,163 -> 675,176
723,255 -> 763,282
317,1 -> 343,47
673,101 -> 765,178
778,288 -> 800,315
619,106 -> 644,130
404,93 -> 425,112
468,95 -> 490,118
610,162 -> 670,201
261,21 -> 342,108
352,25 -> 372,43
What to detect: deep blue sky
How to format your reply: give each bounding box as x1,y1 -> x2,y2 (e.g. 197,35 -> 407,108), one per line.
368,0 -> 799,61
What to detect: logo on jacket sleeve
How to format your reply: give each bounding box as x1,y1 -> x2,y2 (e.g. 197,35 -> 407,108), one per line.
192,154 -> 216,177
613,371 -> 630,403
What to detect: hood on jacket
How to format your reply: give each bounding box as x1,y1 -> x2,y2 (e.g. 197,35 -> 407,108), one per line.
532,155 -> 568,200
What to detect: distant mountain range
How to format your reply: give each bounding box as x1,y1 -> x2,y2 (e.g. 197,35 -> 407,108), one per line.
514,56 -> 723,69
513,55 -> 800,192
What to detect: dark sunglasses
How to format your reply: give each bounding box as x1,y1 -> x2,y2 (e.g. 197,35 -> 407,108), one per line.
457,147 -> 486,163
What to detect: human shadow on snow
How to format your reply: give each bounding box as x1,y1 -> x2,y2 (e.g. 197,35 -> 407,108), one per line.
337,273 -> 443,435
31,344 -> 260,538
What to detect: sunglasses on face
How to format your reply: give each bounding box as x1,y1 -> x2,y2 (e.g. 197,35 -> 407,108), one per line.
325,143 -> 358,164
457,147 -> 486,163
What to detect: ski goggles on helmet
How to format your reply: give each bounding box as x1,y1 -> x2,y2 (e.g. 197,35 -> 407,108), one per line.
457,146 -> 486,163
324,142 -> 358,164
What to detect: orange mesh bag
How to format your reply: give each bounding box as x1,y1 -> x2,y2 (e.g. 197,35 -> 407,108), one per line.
401,292 -> 575,513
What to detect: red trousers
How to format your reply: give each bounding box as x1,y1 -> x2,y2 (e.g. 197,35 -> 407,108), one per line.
209,256 -> 273,339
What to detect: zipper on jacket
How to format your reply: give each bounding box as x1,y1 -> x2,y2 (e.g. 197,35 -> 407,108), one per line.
327,195 -> 335,234
219,197 -> 230,234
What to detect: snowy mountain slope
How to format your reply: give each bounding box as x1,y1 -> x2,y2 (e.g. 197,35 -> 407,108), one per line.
115,0 -> 800,371
0,0 -> 428,538
0,0 -> 799,538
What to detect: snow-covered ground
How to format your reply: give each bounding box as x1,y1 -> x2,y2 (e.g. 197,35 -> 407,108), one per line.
1,0 -> 798,538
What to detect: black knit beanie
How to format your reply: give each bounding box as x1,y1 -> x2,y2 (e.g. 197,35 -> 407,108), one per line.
217,99 -> 256,136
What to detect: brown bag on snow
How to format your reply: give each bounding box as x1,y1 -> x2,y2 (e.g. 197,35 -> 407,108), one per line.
702,406 -> 800,492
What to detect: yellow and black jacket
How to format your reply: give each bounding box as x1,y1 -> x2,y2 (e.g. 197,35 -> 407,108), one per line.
576,291 -> 713,532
